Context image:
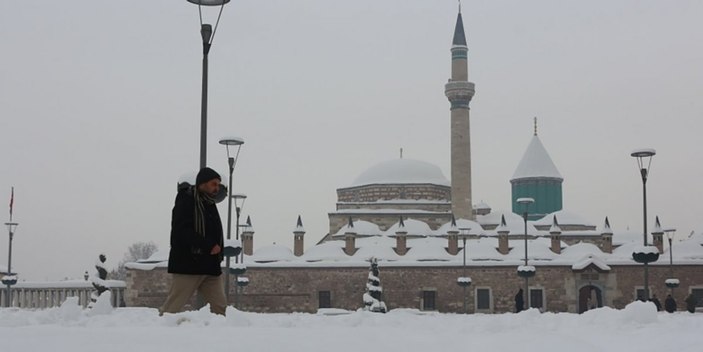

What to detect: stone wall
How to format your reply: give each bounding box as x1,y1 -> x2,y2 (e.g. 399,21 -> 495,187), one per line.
126,264 -> 703,314
336,202 -> 451,213
337,184 -> 451,203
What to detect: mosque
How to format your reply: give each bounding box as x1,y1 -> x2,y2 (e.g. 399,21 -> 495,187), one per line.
125,9 -> 703,314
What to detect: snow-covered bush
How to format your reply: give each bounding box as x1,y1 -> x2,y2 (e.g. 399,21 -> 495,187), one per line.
88,254 -> 110,309
363,257 -> 387,313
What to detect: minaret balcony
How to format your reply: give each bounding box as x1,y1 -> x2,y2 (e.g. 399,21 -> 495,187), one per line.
445,81 -> 475,103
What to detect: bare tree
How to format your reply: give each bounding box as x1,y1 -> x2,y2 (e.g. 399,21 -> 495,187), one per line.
110,242 -> 158,280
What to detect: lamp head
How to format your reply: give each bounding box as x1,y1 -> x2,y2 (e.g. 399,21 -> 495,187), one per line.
219,137 -> 245,146
187,0 -> 231,6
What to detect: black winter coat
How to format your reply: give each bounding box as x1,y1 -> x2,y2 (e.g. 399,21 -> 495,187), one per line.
664,297 -> 677,313
167,189 -> 224,276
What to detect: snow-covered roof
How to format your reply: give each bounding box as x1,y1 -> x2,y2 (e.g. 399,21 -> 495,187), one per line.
403,237 -> 453,261
248,244 -> 295,263
478,211 -> 540,236
350,159 -> 450,187
511,135 -> 562,180
387,219 -> 433,237
124,215 -> 703,269
435,218 -> 484,236
332,220 -> 381,238
138,250 -> 169,264
474,201 -> 491,210
302,241 -> 347,262
534,210 -> 594,227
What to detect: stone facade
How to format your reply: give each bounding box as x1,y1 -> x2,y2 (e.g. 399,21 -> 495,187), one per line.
336,184 -> 451,203
126,264 -> 703,314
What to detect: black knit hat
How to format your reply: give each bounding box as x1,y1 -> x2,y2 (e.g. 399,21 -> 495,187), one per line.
196,167 -> 221,186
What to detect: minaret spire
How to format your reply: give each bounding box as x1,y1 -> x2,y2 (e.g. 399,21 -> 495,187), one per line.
452,7 -> 467,46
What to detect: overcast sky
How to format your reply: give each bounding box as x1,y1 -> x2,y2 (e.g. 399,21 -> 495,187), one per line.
1,0 -> 701,280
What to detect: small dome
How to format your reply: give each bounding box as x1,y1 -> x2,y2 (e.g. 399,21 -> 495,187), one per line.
250,244 -> 295,263
351,159 -> 449,187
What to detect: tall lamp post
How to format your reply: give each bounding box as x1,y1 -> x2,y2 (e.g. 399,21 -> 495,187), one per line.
218,137 -> 244,303
187,0 -> 231,169
456,227 -> 472,314
630,148 -> 657,301
2,222 -> 18,307
516,197 -> 535,310
664,228 -> 679,296
231,194 -> 247,308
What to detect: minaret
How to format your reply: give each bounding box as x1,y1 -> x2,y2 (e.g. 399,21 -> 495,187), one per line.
445,7 -> 476,220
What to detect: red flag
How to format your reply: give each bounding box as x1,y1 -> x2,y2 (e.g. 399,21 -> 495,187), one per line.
9,187 -> 13,221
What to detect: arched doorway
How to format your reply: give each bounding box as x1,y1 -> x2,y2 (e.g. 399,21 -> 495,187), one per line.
578,285 -> 603,313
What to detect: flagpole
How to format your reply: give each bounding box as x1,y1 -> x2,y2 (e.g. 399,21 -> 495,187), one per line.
4,187 -> 17,307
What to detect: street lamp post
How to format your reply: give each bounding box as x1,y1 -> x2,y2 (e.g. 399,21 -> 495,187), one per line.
458,228 -> 471,314
631,148 -> 656,301
218,137 -> 244,302
231,194 -> 247,308
187,0 -> 231,169
664,228 -> 678,296
516,197 -> 535,310
3,222 -> 18,307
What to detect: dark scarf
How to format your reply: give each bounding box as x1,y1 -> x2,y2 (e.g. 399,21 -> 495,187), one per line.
193,187 -> 217,237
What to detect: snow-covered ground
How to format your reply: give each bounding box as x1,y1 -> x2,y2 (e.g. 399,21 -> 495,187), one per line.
1,301 -> 701,352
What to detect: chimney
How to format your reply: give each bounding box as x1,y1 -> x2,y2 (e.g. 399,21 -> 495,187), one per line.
497,214 -> 510,255
395,216 -> 408,255
549,215 -> 562,254
600,216 -> 613,254
447,214 -> 459,255
241,216 -> 255,256
293,215 -> 305,257
344,217 -> 357,256
652,216 -> 664,254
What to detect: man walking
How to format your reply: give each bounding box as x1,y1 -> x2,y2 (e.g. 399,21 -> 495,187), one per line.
160,167 -> 227,316
664,294 -> 677,313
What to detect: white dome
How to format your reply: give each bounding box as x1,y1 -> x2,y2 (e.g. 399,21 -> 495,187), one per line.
351,159 -> 449,187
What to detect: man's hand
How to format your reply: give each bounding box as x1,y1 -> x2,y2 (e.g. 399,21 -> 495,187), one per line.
210,244 -> 221,255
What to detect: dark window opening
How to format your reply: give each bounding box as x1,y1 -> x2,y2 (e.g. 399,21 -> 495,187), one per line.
422,290 -> 436,311
476,288 -> 491,310
529,289 -> 544,309
318,291 -> 331,309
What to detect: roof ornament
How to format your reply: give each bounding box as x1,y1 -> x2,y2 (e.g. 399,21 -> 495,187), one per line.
458,0 -> 462,13
534,116 -> 538,136
400,147 -> 403,159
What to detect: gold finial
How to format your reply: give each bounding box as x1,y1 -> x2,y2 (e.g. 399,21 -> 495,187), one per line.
533,117 -> 538,136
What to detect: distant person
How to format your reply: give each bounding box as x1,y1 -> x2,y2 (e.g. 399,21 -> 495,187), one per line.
664,294 -> 677,313
650,294 -> 662,311
160,167 -> 227,316
685,293 -> 698,313
515,288 -> 525,313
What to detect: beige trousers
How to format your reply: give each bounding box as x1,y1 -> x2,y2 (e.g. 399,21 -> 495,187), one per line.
159,274 -> 227,316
